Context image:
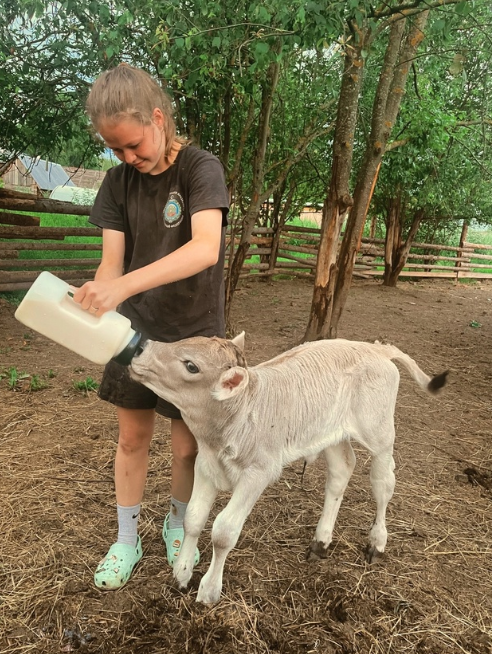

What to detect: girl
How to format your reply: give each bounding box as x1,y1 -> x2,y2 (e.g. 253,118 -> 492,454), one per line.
73,64 -> 229,589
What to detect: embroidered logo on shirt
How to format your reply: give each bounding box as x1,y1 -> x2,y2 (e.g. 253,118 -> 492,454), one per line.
163,191 -> 184,228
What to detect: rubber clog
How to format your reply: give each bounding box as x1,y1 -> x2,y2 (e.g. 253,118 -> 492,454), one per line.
94,536 -> 142,590
163,513 -> 200,568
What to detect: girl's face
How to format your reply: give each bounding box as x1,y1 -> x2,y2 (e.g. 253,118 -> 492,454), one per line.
98,109 -> 168,175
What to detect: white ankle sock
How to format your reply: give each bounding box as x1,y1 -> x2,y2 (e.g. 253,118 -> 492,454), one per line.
117,503 -> 140,547
168,498 -> 188,530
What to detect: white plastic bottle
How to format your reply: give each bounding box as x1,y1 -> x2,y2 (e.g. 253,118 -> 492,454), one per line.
15,271 -> 144,365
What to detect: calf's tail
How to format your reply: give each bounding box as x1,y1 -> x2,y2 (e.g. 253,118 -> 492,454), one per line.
377,343 -> 448,395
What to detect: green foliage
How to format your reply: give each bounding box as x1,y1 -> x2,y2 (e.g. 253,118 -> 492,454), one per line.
0,365 -> 50,391
3,366 -> 29,390
0,366 -> 46,391
1,0 -> 491,252
0,2 -> 99,164
0,290 -> 25,305
72,376 -> 99,394
365,1 -> 492,243
29,374 -> 47,391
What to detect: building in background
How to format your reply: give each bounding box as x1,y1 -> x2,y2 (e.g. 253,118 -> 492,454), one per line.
1,155 -> 105,195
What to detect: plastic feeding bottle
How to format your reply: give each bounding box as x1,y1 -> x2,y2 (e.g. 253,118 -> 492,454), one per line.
14,271 -> 144,365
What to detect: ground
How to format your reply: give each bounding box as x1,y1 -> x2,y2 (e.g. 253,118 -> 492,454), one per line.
1,277 -> 491,654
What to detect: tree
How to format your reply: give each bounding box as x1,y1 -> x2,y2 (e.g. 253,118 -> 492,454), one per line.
370,0 -> 492,285
303,0 -> 491,341
0,1 -> 106,171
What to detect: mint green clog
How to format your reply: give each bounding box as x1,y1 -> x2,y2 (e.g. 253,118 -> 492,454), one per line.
94,536 -> 142,590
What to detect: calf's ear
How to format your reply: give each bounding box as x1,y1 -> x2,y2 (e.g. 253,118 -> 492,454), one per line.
231,331 -> 245,351
213,366 -> 249,400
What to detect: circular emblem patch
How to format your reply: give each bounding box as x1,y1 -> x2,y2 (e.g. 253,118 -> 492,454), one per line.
163,191 -> 184,228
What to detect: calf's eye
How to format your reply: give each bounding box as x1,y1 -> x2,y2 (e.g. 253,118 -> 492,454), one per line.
184,360 -> 200,374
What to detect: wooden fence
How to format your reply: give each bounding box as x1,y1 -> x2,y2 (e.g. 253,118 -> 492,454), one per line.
1,189 -> 492,292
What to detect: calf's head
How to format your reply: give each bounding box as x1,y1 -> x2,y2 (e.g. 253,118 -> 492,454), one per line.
129,332 -> 248,409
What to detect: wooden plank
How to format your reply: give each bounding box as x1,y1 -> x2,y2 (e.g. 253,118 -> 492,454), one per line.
0,189 -> 92,216
281,225 -> 321,235
0,211 -> 41,227
461,251 -> 492,261
278,252 -> 316,268
251,227 -> 275,235
464,241 -> 492,252
0,277 -> 94,292
225,236 -> 273,246
360,270 -> 492,279
0,269 -> 98,284
0,242 -> 102,251
278,240 -> 318,256
245,248 -> 271,256
406,253 -> 468,263
0,225 -> 101,240
0,258 -> 101,269
240,263 -> 270,270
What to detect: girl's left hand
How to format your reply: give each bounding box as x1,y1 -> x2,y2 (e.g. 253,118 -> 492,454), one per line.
72,278 -> 127,316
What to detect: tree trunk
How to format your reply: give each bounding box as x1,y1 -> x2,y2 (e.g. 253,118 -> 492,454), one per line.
322,10 -> 429,339
383,204 -> 423,287
369,213 -> 377,239
456,220 -> 469,280
383,195 -> 401,284
302,37 -> 367,342
391,209 -> 423,285
268,179 -> 295,273
224,57 -> 281,324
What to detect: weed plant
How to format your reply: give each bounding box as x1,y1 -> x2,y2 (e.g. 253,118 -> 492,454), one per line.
72,377 -> 99,394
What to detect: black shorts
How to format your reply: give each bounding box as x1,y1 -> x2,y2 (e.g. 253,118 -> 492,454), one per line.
97,359 -> 182,420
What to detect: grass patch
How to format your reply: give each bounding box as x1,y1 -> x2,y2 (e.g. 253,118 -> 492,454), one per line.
0,366 -> 48,391
0,210 -> 102,265
19,212 -> 102,262
0,291 -> 25,305
72,376 -> 99,394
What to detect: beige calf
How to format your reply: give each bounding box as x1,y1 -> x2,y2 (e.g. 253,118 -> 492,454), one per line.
130,334 -> 447,604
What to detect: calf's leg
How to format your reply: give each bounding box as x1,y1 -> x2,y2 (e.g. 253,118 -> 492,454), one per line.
197,475 -> 271,604
365,444 -> 395,562
309,440 -> 356,560
174,457 -> 218,589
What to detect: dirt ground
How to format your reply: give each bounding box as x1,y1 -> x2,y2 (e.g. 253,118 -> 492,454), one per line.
1,277 -> 491,654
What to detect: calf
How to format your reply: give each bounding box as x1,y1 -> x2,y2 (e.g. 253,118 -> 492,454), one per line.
130,334 -> 447,604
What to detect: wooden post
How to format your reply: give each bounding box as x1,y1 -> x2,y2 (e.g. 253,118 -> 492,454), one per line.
456,220 -> 469,281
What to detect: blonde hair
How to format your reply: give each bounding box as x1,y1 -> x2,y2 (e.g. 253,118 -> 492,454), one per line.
86,64 -> 185,159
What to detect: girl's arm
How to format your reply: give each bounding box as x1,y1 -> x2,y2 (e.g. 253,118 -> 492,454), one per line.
73,209 -> 223,314
95,229 -> 125,282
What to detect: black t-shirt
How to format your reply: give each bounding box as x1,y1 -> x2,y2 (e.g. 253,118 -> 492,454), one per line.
89,146 -> 229,342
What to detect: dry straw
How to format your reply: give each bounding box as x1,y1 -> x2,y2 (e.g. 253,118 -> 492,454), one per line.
1,280 -> 491,653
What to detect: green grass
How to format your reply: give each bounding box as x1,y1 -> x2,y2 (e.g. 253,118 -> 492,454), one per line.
0,291 -> 25,305
468,228 -> 492,245
18,212 -> 102,261
0,209 -> 101,263
0,366 -> 48,391
72,376 -> 99,394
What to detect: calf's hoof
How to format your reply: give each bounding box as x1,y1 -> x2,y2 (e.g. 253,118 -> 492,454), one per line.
173,564 -> 193,590
307,540 -> 330,561
364,544 -> 384,564
196,581 -> 221,604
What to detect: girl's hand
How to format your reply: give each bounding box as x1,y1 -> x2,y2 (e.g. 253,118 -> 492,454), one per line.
72,278 -> 127,316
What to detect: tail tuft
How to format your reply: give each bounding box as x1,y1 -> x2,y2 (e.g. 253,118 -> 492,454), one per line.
428,370 -> 449,394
